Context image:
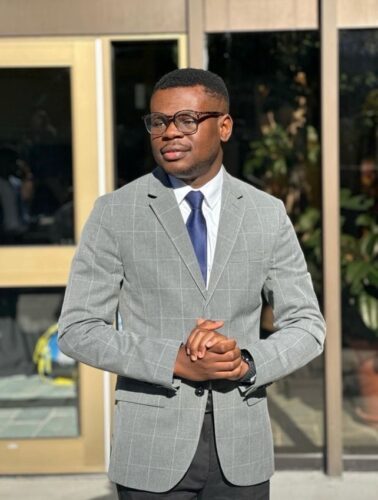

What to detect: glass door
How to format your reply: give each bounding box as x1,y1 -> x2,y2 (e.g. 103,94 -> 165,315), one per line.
0,39 -> 105,473
101,35 -> 187,192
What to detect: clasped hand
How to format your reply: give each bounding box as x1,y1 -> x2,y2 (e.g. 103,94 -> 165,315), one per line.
175,318 -> 248,382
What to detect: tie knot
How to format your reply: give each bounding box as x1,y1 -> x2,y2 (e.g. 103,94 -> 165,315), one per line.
185,190 -> 204,210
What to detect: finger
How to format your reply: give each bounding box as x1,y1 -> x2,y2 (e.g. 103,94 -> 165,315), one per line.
205,349 -> 242,371
187,329 -> 226,359
186,325 -> 204,353
228,359 -> 247,380
203,332 -> 226,350
208,338 -> 237,354
196,330 -> 228,356
196,331 -> 218,358
186,328 -> 211,360
189,330 -> 207,360
188,329 -> 222,360
209,357 -> 243,378
186,321 -> 223,353
215,347 -> 241,363
196,318 -> 224,330
225,365 -> 245,381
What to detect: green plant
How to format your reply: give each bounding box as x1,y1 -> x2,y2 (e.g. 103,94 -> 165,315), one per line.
243,94 -> 323,295
295,189 -> 378,334
242,57 -> 377,335
244,119 -> 377,334
243,110 -> 320,185
340,189 -> 378,333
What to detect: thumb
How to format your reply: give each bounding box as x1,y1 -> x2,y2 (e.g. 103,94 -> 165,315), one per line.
196,318 -> 224,328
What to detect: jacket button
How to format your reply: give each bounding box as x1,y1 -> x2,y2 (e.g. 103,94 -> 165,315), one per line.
195,386 -> 205,396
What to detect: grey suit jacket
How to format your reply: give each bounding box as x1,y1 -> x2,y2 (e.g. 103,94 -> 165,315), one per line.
58,167 -> 325,492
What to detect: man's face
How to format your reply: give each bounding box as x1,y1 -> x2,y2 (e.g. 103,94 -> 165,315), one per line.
149,85 -> 232,187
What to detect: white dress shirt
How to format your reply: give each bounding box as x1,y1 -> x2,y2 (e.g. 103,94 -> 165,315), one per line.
169,167 -> 223,287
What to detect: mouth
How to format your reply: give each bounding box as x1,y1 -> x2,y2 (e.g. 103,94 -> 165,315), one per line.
160,144 -> 189,161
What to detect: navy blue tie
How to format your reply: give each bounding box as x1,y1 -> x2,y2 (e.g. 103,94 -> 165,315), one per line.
185,191 -> 207,284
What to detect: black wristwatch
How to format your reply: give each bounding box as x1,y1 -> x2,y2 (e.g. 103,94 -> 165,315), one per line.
239,349 -> 256,384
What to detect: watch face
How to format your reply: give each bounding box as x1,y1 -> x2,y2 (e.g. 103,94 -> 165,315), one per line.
241,350 -> 252,363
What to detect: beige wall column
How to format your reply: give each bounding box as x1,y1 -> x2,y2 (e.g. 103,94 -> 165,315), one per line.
187,0 -> 205,68
0,0 -> 186,36
320,0 -> 343,476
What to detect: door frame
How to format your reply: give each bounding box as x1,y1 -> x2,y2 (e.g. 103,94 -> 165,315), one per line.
0,38 -> 104,473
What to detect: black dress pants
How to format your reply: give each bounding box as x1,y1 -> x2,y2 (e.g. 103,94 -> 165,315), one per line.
116,411 -> 270,500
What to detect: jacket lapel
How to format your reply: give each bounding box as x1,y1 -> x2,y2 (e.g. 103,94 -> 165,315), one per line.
148,167 -> 207,298
206,172 -> 245,304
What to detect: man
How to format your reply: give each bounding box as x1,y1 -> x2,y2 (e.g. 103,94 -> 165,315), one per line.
59,68 -> 325,499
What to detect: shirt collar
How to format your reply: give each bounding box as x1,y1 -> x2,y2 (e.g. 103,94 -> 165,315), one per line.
169,166 -> 223,209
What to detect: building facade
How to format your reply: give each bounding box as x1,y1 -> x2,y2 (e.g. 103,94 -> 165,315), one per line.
0,0 -> 377,475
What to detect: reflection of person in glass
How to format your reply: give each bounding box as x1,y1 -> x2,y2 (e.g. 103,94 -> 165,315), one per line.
59,69 -> 325,499
21,107 -> 68,217
359,157 -> 377,204
0,147 -> 33,243
23,107 -> 57,149
19,107 -> 74,243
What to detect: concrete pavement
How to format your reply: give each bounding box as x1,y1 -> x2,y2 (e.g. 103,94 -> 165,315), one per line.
1,471 -> 378,499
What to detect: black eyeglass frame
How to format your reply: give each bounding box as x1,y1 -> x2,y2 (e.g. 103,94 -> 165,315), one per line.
142,110 -> 225,135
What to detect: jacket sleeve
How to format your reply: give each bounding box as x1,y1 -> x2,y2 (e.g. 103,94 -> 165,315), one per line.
243,201 -> 326,397
58,196 -> 181,391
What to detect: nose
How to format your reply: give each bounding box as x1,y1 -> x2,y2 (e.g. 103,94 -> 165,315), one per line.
162,119 -> 184,138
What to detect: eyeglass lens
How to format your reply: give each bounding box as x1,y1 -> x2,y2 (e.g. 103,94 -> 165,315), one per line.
144,111 -> 224,135
146,112 -> 198,134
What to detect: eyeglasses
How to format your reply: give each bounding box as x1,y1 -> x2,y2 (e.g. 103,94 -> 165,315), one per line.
142,110 -> 225,135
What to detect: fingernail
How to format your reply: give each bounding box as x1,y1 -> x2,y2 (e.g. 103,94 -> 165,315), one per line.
190,355 -> 197,361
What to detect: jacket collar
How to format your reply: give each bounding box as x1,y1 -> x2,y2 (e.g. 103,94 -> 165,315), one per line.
147,166 -> 245,300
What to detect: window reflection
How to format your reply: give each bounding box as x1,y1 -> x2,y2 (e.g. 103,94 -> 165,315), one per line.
113,41 -> 178,187
340,29 -> 378,453
208,32 -> 324,453
0,288 -> 79,439
0,68 -> 73,245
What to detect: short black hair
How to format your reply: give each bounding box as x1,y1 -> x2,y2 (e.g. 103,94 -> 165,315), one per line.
153,68 -> 229,110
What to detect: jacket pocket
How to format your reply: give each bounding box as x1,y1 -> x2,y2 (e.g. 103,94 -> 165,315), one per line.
243,385 -> 267,407
115,388 -> 165,407
245,394 -> 266,407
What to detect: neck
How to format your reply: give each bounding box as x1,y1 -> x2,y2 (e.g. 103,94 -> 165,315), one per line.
180,164 -> 223,189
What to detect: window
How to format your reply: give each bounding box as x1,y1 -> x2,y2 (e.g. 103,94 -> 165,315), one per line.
339,29 -> 378,455
208,31 -> 324,454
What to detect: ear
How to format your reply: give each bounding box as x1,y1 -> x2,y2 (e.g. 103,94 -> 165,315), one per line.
219,114 -> 233,143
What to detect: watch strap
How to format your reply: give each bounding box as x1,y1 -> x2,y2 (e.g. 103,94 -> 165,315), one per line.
239,349 -> 256,384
